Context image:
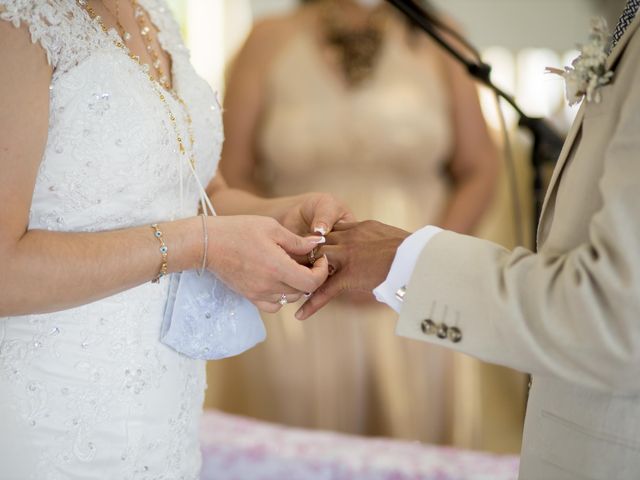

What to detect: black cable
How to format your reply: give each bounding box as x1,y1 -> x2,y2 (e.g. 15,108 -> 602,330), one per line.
407,1 -> 483,60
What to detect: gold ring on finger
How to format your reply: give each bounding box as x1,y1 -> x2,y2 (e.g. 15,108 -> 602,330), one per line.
308,247 -> 318,266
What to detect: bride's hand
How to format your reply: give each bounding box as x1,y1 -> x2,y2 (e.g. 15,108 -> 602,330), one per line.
278,192 -> 356,256
206,215 -> 329,313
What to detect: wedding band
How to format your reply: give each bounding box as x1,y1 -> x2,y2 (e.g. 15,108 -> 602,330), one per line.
308,247 -> 318,266
278,293 -> 289,306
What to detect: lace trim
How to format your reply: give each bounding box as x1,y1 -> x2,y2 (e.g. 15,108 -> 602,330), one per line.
139,0 -> 188,56
0,0 -> 116,77
139,0 -> 191,85
0,0 -> 189,80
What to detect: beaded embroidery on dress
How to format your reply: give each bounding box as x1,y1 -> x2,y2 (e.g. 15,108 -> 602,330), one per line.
0,1 -> 222,478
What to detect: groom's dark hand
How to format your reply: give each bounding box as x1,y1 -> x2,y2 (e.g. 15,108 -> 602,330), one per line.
295,220 -> 410,320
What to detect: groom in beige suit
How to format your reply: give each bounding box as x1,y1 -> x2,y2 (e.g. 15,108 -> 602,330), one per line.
297,2 -> 640,478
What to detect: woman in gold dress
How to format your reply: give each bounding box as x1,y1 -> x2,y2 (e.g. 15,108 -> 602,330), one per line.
212,0 -> 500,444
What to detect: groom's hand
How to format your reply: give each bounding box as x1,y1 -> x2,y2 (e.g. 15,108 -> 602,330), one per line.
295,221 -> 410,320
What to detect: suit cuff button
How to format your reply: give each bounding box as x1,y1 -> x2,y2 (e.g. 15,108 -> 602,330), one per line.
420,319 -> 437,335
436,323 -> 448,339
395,286 -> 407,303
448,327 -> 462,343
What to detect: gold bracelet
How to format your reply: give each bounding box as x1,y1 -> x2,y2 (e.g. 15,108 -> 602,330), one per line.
197,214 -> 208,276
150,223 -> 168,283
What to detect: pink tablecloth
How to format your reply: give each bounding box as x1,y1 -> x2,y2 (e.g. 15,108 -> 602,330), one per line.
200,410 -> 520,480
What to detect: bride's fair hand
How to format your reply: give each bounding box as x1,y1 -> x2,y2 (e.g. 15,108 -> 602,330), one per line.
279,193 -> 356,238
206,215 -> 329,313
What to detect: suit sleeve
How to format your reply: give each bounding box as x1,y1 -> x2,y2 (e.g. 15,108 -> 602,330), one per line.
397,54 -> 640,394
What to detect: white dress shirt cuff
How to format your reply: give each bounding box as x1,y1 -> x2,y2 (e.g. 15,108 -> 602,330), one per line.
373,225 -> 443,313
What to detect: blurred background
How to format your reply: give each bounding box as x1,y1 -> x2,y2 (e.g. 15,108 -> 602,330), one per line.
167,0 -> 625,122
166,0 -> 625,455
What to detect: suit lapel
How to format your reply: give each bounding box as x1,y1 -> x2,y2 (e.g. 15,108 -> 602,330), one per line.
536,105 -> 585,245
536,14 -> 640,246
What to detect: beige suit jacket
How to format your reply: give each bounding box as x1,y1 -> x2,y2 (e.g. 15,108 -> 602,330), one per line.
397,16 -> 640,480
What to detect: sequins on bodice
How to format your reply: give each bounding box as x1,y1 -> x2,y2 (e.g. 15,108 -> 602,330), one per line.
0,1 -> 221,478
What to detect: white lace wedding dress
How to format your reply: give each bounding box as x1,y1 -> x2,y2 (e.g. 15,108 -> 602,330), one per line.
0,1 -> 221,478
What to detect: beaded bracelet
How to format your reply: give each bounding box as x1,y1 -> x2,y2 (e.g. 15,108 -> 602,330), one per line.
150,223 -> 169,283
198,214 -> 208,276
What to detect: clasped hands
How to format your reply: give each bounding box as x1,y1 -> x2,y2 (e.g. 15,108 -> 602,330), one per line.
211,192 -> 409,318
295,219 -> 410,319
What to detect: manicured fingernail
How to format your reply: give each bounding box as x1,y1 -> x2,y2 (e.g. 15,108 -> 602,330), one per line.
309,236 -> 326,244
314,226 -> 327,236
295,308 -> 304,320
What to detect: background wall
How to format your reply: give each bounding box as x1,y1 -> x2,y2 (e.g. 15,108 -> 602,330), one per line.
169,0 -> 627,125
249,0 -> 626,48
415,0 -> 623,50
251,0 -> 625,42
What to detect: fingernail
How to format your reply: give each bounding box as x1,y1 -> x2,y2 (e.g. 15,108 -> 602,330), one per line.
314,226 -> 327,236
295,308 -> 304,320
309,236 -> 326,244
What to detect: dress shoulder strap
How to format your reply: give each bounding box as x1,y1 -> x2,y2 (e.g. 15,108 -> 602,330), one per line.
0,0 -> 109,76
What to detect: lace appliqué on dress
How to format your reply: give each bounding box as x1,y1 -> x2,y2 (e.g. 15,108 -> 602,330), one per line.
161,268 -> 266,361
0,0 -> 114,78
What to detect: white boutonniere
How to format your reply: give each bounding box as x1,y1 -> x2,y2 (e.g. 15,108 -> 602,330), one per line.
546,17 -> 614,106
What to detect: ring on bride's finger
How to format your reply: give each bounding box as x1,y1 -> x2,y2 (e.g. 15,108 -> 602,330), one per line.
278,293 -> 289,306
308,247 -> 318,266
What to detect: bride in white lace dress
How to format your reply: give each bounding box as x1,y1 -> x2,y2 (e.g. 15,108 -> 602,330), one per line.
0,1 -> 351,478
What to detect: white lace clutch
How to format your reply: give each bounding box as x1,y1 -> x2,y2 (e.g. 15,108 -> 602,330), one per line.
158,147 -> 266,360
161,269 -> 266,360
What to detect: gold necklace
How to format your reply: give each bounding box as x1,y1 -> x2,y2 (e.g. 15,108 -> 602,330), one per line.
102,0 -> 131,42
78,0 -> 197,170
131,0 -> 169,89
320,0 -> 386,87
